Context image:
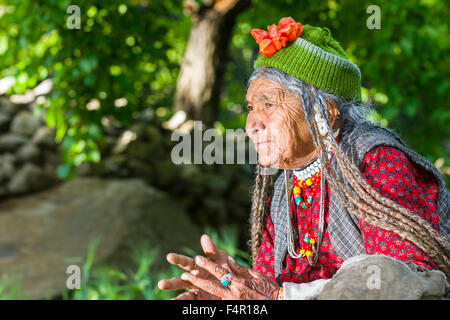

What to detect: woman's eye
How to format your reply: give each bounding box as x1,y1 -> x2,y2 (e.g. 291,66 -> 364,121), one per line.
266,103 -> 275,108
247,105 -> 253,111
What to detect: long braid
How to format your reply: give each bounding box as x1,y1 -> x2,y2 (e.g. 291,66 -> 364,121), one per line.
249,164 -> 262,259
250,165 -> 273,265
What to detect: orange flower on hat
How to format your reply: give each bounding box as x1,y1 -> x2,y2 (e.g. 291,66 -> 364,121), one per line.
251,17 -> 303,57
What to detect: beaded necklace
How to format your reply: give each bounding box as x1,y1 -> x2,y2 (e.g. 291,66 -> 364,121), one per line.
284,127 -> 339,266
291,151 -> 332,258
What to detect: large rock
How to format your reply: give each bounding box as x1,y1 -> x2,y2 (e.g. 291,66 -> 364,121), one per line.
10,111 -> 40,137
283,255 -> 447,300
318,255 -> 446,299
0,177 -> 201,299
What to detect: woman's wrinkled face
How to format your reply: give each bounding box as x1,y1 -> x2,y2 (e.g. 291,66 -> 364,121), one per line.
245,78 -> 318,169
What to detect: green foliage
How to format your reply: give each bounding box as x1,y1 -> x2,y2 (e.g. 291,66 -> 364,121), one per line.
0,275 -> 26,300
58,226 -> 248,300
62,239 -> 183,300
0,0 -> 190,179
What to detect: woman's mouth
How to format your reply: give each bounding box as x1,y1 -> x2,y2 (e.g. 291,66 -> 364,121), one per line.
256,141 -> 271,151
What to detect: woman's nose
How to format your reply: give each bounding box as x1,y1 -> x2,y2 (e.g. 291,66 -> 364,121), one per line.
247,113 -> 266,135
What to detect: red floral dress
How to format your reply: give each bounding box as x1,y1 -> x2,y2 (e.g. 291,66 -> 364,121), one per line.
253,143 -> 441,284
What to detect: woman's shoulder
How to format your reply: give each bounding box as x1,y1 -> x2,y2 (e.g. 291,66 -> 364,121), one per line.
362,145 -> 409,168
361,144 -> 439,193
363,144 -> 431,172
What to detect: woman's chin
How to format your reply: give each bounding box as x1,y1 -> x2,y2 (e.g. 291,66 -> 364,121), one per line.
258,155 -> 279,168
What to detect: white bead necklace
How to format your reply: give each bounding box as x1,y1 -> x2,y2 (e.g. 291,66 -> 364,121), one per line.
293,160 -> 319,181
293,145 -> 332,182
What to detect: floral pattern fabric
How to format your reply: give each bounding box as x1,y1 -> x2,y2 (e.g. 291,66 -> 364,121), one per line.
254,145 -> 441,284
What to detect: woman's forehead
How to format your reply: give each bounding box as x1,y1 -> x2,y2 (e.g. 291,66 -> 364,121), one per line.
246,79 -> 286,101
246,78 -> 296,103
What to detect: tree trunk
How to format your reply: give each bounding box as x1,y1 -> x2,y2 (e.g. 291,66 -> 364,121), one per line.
174,0 -> 251,126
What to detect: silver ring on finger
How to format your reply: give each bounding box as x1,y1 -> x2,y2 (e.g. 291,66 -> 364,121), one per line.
220,273 -> 232,287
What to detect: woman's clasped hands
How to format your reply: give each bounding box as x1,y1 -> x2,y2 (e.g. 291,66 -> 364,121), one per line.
157,234 -> 280,300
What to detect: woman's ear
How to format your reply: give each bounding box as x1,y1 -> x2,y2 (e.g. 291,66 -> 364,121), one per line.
325,98 -> 340,129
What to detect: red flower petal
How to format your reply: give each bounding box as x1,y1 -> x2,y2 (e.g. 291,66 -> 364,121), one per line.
279,23 -> 298,42
268,24 -> 280,40
259,38 -> 277,57
251,17 -> 303,57
272,36 -> 287,50
250,28 -> 270,44
279,17 -> 296,28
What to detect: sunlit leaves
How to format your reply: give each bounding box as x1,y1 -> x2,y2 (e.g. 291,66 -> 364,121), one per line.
0,0 -> 189,179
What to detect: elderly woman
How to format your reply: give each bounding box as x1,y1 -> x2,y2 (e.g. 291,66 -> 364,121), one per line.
158,18 -> 450,300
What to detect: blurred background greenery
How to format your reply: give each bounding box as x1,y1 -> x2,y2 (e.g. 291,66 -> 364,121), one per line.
0,0 -> 448,300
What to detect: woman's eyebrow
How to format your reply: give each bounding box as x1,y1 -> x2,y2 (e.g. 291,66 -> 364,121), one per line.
246,90 -> 283,104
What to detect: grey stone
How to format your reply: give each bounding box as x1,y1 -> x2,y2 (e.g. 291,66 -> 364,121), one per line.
0,133 -> 27,152
10,111 -> 40,137
0,96 -> 19,115
31,127 -> 56,148
7,163 -> 53,194
0,153 -> 15,183
16,143 -> 41,164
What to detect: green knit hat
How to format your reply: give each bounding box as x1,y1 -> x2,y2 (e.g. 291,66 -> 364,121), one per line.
253,23 -> 362,102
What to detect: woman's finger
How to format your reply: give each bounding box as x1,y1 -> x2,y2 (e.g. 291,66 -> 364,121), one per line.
200,234 -> 228,262
227,256 -> 251,278
158,277 -> 191,290
181,272 -> 229,299
166,253 -> 196,271
194,255 -> 229,280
